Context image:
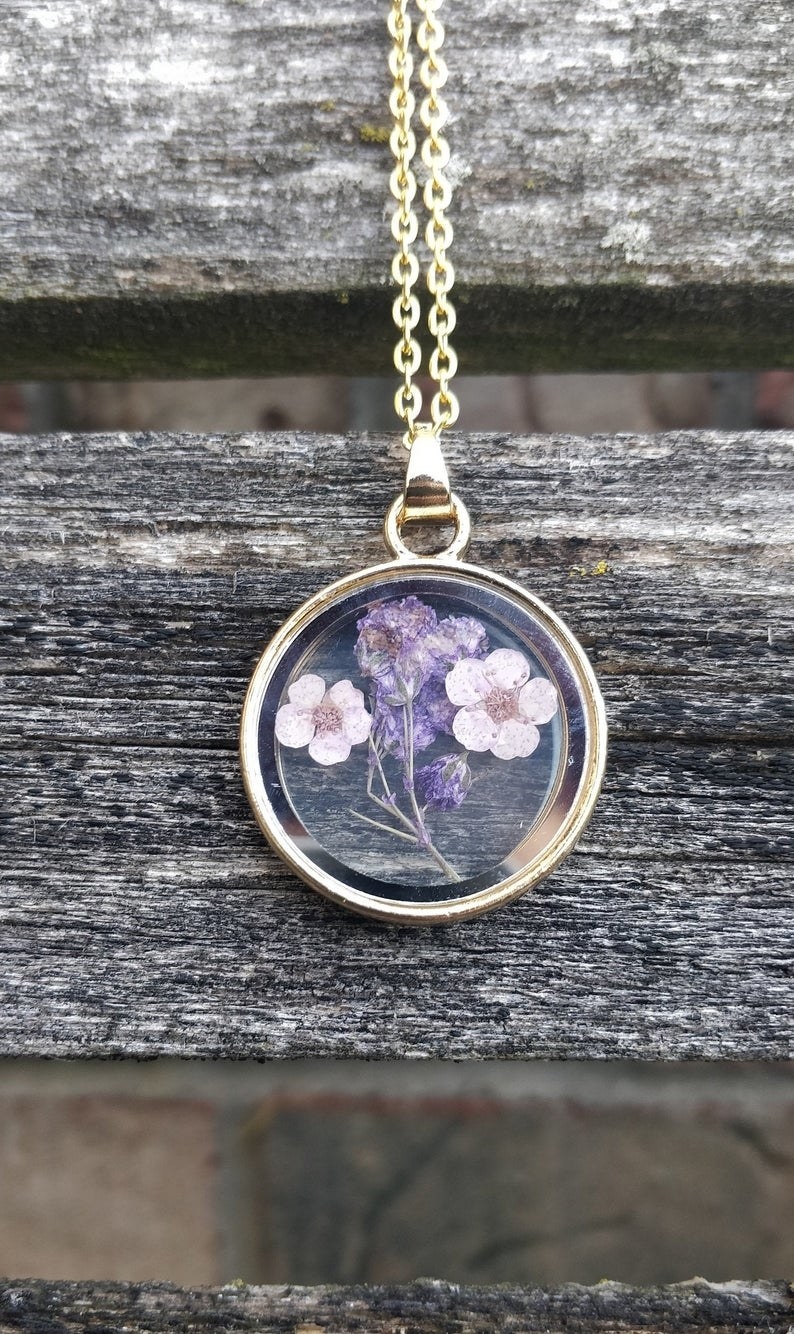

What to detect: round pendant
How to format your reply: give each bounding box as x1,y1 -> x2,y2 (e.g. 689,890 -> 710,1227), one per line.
240,555 -> 607,924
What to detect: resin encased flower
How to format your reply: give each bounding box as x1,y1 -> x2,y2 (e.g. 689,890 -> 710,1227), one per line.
275,673 -> 371,765
355,597 -> 489,760
355,595 -> 438,699
416,753 -> 473,811
446,647 -> 558,760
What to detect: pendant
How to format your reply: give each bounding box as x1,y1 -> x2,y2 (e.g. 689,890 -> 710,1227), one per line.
240,433 -> 607,924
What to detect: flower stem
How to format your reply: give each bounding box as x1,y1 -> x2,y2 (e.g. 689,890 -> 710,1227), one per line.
370,739 -> 394,803
350,809 -> 419,845
369,789 -> 422,839
402,700 -> 461,883
367,741 -> 425,840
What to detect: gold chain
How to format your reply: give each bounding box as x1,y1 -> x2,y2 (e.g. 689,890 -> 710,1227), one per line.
388,0 -> 459,443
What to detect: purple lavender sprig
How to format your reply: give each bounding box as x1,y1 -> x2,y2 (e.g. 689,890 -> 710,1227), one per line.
350,596 -> 489,880
356,597 -> 488,760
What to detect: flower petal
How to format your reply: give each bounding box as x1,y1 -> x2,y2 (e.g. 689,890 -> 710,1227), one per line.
287,673 -> 326,708
445,658 -> 489,706
491,718 -> 540,760
327,678 -> 365,710
308,731 -> 352,764
518,676 -> 558,724
483,648 -> 531,690
274,703 -> 315,748
452,705 -> 498,751
342,705 -> 372,745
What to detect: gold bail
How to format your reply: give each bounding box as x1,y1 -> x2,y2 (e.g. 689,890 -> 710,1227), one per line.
402,428 -> 455,524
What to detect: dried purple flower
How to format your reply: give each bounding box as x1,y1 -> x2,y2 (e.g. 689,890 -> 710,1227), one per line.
355,597 -> 491,758
370,682 -> 439,759
415,613 -> 490,737
415,675 -> 455,736
415,753 -> 473,811
423,614 -> 489,670
355,596 -> 438,698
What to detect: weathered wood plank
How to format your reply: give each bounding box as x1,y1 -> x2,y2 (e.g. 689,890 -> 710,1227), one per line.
0,430 -> 792,1059
2,1 -> 794,376
0,1279 -> 791,1334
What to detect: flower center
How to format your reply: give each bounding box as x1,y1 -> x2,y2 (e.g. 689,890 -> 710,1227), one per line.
484,687 -> 518,723
312,702 -> 343,735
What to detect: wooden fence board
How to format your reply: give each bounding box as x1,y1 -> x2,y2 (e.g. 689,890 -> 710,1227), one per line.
0,430 -> 791,1059
2,1 -> 794,375
0,1279 -> 791,1334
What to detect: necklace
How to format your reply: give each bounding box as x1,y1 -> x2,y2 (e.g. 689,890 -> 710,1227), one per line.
240,0 -> 607,924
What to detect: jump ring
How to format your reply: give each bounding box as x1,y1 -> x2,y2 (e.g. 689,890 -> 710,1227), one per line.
383,493 -> 470,562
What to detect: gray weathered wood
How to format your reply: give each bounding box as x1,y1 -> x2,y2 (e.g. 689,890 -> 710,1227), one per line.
2,1 -> 794,377
0,430 -> 792,1059
0,1279 -> 791,1334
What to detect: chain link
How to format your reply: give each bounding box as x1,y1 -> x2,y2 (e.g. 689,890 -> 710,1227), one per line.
389,0 -> 459,441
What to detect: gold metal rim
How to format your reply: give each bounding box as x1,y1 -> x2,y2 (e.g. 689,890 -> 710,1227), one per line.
240,556 -> 607,925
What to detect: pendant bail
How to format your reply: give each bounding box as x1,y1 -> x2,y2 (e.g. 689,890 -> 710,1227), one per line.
402,427 -> 455,524
384,425 -> 469,561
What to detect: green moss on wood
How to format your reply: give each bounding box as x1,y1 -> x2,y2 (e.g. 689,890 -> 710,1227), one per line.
359,124 -> 390,144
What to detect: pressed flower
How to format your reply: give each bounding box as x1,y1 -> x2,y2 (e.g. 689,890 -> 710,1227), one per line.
417,614 -> 490,732
356,598 -> 491,758
416,753 -> 472,811
423,614 -> 489,670
275,673 -> 371,765
445,648 -> 558,760
370,682 -> 439,759
355,596 -> 438,697
356,599 -> 488,696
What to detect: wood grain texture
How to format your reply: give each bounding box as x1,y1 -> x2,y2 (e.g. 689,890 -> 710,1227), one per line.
2,0 -> 794,376
0,429 -> 792,1059
0,1279 -> 792,1334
